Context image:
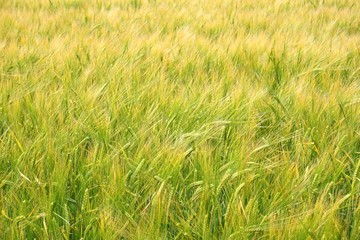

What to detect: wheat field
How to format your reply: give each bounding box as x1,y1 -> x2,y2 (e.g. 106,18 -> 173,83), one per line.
0,0 -> 359,239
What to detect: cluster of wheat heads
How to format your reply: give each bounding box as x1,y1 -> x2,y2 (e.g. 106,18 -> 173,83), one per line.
0,0 -> 359,239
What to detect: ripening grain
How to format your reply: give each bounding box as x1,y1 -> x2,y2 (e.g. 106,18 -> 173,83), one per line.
0,0 -> 359,239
